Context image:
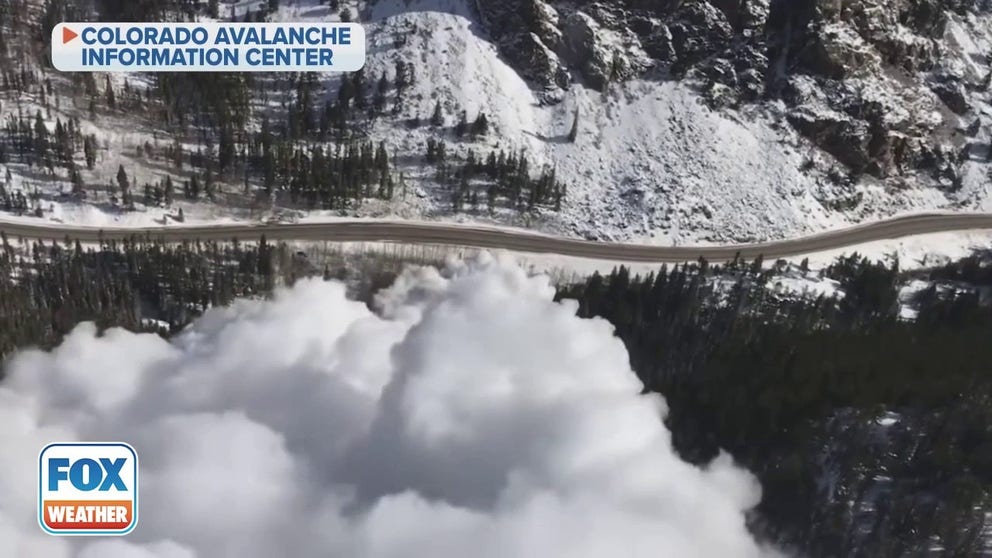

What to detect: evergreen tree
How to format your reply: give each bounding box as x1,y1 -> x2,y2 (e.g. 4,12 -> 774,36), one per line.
33,110 -> 48,157
189,174 -> 200,199
351,69 -> 367,110
164,175 -> 174,205
431,100 -> 444,127
568,107 -> 579,143
116,164 -> 130,207
219,124 -> 234,171
83,134 -> 96,169
54,118 -> 70,163
395,60 -> 409,91
377,71 -> 389,96
105,75 -> 116,109
204,168 -> 215,200
372,71 -> 388,115
171,139 -> 183,169
472,112 -> 489,136
372,90 -> 386,116
69,163 -> 84,196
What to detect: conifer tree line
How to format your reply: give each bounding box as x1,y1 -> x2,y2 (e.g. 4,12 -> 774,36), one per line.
0,232 -> 447,365
425,140 -> 567,212
3,1 -> 396,208
419,96 -> 568,213
0,233 -> 287,362
0,33 -> 401,213
245,124 -> 395,208
1,220 -> 992,554
2,108 -> 92,179
557,252 -> 992,557
145,62 -> 409,208
6,2 -> 570,219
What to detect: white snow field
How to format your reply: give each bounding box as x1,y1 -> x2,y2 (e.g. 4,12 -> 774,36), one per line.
1,0 -> 992,259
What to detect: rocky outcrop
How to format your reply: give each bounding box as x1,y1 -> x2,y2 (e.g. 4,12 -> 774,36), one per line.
476,0 -> 571,92
476,0 -> 988,184
762,0 -> 981,179
560,11 -> 651,89
931,76 -> 971,114
803,23 -> 881,79
633,16 -> 675,62
668,2 -> 734,75
708,0 -> 771,31
478,0 -> 654,93
788,109 -> 875,173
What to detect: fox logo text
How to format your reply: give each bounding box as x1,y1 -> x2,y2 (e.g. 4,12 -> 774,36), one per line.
39,443 -> 138,535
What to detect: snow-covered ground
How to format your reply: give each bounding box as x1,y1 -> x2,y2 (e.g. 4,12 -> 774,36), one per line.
352,0 -> 857,243
769,273 -> 843,300
799,229 -> 992,270
2,0 -> 992,258
897,279 -> 931,320
312,0 -> 992,245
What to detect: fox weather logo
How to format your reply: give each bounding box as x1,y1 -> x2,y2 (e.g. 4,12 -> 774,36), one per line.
38,442 -> 139,536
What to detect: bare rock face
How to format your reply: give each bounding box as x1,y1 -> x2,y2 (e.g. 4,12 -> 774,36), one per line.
690,42 -> 769,106
476,0 -> 991,183
476,0 -> 571,93
668,1 -> 734,76
803,23 -> 881,79
819,0 -> 943,69
516,32 -> 572,91
788,109 -> 874,172
740,0 -> 772,31
633,16 -> 675,62
931,76 -> 971,115
560,10 -> 652,89
709,0 -> 771,30
765,0 -> 988,179
877,30 -> 940,72
479,0 -> 655,94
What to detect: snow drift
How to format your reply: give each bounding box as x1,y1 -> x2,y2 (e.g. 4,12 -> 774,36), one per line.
0,255 -> 779,558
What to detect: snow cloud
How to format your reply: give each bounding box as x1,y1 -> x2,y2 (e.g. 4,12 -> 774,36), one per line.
1,254 -> 778,558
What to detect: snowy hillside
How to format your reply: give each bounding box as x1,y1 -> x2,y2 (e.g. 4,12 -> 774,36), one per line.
2,0 -> 992,246
351,0 -> 894,243
288,0 -> 988,243
350,0 -> 992,243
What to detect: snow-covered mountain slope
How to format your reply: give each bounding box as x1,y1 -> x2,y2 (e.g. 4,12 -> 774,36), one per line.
3,0 -> 992,247
345,0 -> 992,242
353,0 -> 847,242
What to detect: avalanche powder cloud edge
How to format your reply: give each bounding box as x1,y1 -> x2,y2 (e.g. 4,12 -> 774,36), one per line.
0,253 -> 781,558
